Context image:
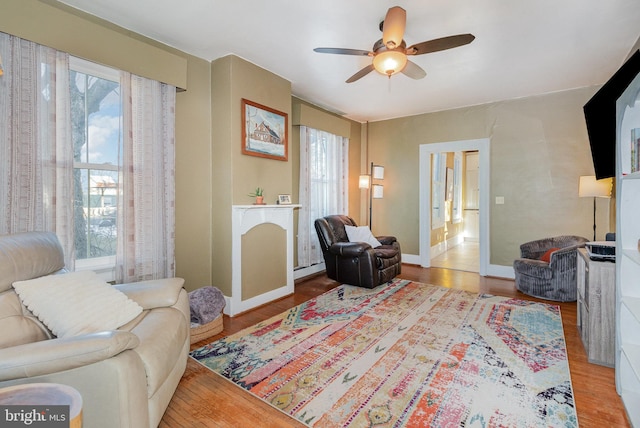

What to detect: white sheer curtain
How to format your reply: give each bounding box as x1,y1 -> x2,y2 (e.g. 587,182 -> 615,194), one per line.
116,72 -> 177,282
297,126 -> 348,268
0,32 -> 75,268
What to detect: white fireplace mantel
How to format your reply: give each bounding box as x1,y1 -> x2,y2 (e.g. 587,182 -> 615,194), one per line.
230,204 -> 300,315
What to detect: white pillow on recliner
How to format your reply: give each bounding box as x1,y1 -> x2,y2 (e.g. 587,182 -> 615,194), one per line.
345,225 -> 382,248
12,270 -> 142,338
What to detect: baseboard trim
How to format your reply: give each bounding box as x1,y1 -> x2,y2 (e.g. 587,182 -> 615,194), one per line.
486,264 -> 515,279
294,262 -> 326,280
221,258 -> 515,315
402,254 -> 421,265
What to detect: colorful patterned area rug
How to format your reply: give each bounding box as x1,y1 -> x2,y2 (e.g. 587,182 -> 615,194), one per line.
190,279 -> 578,427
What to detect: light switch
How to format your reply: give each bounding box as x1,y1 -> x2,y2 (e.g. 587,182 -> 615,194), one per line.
496,196 -> 505,205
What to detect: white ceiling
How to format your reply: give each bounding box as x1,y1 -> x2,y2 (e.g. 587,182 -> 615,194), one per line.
58,0 -> 640,123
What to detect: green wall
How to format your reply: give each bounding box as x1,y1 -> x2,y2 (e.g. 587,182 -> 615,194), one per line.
367,87 -> 608,266
0,0 -> 187,89
174,55 -> 213,291
211,55 -> 293,297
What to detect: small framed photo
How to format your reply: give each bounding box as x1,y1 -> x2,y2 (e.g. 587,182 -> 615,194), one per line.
277,194 -> 292,205
241,98 -> 288,161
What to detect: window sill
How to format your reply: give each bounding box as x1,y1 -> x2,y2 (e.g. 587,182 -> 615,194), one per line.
75,256 -> 115,282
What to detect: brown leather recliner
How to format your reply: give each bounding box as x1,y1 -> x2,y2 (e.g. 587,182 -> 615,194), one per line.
314,215 -> 401,288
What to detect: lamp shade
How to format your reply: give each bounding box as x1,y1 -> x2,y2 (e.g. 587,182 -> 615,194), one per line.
372,165 -> 385,180
372,184 -> 384,199
373,50 -> 407,77
578,176 -> 613,198
359,175 -> 370,189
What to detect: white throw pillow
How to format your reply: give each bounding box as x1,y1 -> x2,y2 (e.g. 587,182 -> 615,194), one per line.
12,270 -> 143,338
345,225 -> 382,248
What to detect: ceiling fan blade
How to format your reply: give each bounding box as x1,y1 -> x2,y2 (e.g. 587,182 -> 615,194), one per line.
382,6 -> 406,49
401,60 -> 427,80
314,47 -> 371,56
407,34 -> 475,55
346,64 -> 375,83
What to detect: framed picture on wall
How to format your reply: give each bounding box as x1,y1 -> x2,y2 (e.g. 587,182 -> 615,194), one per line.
241,98 -> 288,161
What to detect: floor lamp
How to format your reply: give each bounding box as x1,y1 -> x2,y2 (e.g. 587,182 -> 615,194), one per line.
359,162 -> 384,229
578,176 -> 613,241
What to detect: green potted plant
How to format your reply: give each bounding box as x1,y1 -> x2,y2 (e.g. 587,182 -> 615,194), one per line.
249,187 -> 265,205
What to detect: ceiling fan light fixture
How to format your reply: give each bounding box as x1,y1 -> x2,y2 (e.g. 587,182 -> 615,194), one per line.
313,7 -> 473,83
373,50 -> 407,76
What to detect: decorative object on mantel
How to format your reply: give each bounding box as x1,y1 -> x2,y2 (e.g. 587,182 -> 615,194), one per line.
248,187 -> 265,205
277,194 -> 291,205
241,98 -> 288,161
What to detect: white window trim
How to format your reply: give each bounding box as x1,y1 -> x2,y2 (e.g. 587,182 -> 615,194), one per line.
71,57 -> 120,277
75,255 -> 116,283
70,56 -> 119,81
75,255 -> 115,271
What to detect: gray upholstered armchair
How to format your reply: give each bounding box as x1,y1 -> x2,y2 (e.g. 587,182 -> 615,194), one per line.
513,235 -> 589,302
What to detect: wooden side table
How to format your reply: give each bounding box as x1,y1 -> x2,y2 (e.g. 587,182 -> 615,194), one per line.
0,383 -> 82,427
576,247 -> 616,366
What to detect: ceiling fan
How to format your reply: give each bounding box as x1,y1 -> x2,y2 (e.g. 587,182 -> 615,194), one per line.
314,6 -> 475,83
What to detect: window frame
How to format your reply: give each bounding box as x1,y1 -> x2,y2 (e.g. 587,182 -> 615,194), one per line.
70,57 -> 121,273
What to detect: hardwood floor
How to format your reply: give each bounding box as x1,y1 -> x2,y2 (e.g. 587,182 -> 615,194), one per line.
160,265 -> 629,427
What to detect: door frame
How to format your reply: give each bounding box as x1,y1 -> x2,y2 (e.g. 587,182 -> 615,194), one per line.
419,139 -> 490,275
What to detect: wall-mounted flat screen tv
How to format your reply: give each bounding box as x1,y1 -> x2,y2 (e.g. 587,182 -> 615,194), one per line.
584,49 -> 640,179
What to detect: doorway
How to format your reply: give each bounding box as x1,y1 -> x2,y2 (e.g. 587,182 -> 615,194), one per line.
430,241 -> 480,272
419,139 -> 490,276
430,151 -> 480,272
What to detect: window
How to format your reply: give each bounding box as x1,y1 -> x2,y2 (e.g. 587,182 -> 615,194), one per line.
298,126 -> 349,268
1,33 -> 176,281
70,58 -> 122,268
308,132 -> 346,224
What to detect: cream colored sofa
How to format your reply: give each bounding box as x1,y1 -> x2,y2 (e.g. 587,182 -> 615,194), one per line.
0,232 -> 190,428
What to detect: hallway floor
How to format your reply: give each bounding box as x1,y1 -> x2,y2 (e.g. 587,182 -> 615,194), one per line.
431,240 -> 479,272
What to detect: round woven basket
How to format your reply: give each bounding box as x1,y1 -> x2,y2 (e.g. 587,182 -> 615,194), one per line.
190,315 -> 223,343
